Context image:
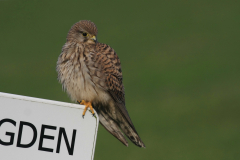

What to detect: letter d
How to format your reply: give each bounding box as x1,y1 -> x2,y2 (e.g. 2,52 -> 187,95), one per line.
17,121 -> 37,148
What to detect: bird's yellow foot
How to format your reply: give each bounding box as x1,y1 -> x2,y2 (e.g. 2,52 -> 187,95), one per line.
77,100 -> 95,118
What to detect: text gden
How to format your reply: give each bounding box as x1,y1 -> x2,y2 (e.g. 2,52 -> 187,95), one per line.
0,118 -> 76,155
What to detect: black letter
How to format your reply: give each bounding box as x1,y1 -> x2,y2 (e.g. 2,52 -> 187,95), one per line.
17,121 -> 37,148
56,128 -> 76,155
38,124 -> 56,152
0,118 -> 16,146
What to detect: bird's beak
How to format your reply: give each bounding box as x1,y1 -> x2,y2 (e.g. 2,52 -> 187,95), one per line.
91,36 -> 97,42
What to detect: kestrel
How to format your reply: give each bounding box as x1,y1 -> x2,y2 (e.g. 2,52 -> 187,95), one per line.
56,20 -> 145,147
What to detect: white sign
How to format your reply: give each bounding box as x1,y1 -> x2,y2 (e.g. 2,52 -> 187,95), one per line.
0,92 -> 99,160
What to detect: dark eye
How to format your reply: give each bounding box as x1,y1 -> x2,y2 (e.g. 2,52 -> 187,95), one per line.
82,32 -> 88,36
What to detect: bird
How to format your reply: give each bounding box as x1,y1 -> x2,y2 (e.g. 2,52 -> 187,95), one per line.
56,20 -> 145,148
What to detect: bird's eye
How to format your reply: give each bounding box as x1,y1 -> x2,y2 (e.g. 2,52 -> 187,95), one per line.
82,32 -> 88,37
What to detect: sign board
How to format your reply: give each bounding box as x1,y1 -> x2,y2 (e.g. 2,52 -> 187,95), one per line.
0,92 -> 99,160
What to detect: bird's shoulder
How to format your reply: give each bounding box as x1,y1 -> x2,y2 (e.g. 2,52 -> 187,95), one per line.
91,43 -> 122,77
94,43 -> 120,62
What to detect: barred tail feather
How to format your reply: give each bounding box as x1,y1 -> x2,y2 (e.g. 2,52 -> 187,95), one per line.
96,103 -> 145,148
97,109 -> 129,146
115,103 -> 146,148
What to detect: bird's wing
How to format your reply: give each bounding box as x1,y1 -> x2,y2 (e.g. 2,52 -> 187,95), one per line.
93,43 -> 136,130
92,43 -> 145,147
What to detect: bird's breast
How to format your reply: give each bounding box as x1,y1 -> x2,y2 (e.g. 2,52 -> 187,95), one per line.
57,43 -> 110,104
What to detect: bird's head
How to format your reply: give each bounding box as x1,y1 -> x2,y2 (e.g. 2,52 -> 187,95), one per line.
67,20 -> 98,44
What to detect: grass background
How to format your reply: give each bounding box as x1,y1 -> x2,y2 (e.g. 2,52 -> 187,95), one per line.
0,0 -> 240,159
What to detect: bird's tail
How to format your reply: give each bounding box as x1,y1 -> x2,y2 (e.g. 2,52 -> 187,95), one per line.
115,103 -> 146,148
96,104 -> 145,148
97,108 -> 129,146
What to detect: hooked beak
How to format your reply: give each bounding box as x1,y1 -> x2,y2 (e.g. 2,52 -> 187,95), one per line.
91,36 -> 97,42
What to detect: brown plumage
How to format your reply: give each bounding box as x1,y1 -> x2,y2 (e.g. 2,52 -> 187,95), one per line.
56,20 -> 145,148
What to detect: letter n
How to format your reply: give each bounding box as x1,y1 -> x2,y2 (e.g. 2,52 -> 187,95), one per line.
56,128 -> 76,155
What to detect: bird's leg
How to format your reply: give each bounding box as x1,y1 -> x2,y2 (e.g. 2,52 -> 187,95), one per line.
77,100 -> 95,118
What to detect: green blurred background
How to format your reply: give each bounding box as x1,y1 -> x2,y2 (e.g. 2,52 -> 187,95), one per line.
0,0 -> 240,159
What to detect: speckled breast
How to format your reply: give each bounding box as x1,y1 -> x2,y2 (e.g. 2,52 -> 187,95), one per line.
57,43 -> 110,104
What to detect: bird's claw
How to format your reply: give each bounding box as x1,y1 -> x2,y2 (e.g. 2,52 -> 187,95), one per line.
82,113 -> 95,118
78,100 -> 95,118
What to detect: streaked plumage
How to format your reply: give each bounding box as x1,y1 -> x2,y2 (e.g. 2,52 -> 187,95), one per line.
56,20 -> 145,147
